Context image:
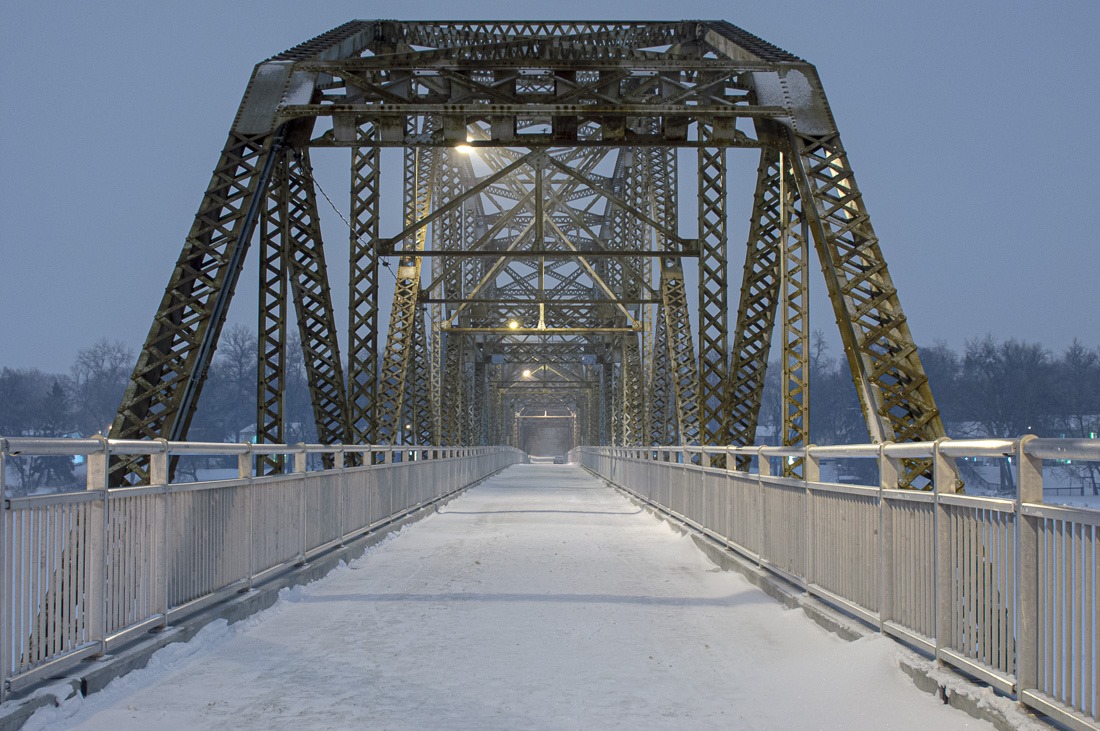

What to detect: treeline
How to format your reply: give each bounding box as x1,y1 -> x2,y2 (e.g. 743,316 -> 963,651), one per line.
2,330 -> 1096,488
755,334 -> 1100,445
756,335 -> 1099,494
0,326 -> 317,489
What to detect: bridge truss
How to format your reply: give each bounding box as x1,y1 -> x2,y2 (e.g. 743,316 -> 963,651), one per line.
110,20 -> 945,485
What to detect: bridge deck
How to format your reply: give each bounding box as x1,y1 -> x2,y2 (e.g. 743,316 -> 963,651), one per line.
32,464 -> 990,729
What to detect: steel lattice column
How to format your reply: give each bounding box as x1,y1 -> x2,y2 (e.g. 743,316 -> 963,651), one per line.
647,311 -> 674,446
621,332 -> 644,446
788,128 -> 944,486
659,265 -> 701,445
377,134 -> 435,444
724,148 -> 787,458
610,355 -> 623,446
646,146 -> 699,446
256,150 -> 291,475
348,125 -> 381,449
779,150 -> 810,477
285,150 -> 352,449
601,359 -> 614,444
437,150 -> 467,445
404,301 -> 435,445
110,130 -> 283,484
441,334 -> 466,445
467,356 -> 485,445
697,126 -> 729,452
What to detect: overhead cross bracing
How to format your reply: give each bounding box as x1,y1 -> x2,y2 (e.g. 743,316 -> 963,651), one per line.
110,19 -> 945,487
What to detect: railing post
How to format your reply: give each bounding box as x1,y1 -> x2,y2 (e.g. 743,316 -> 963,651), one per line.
150,440 -> 170,626
804,446 -> 819,587
295,444 -> 307,565
335,448 -> 347,544
0,439 -> 8,704
238,445 -> 253,589
933,438 -> 959,662
756,446 -> 769,565
878,443 -> 898,632
85,435 -> 108,657
1015,434 -> 1042,700
880,441 -> 897,628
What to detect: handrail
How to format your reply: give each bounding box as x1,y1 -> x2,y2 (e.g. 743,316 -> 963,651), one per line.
569,435 -> 1100,729
0,439 -> 525,705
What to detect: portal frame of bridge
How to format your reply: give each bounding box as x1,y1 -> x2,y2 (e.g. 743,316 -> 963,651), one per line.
110,20 -> 945,486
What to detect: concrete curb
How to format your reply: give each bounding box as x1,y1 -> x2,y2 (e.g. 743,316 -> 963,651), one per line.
0,467 -> 510,731
586,468 -> 1049,731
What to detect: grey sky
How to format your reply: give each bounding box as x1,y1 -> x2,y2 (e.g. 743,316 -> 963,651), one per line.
2,0 -> 1097,373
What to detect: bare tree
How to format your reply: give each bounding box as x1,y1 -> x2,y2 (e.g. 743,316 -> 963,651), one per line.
69,338 -> 133,435
1050,340 -> 1100,494
0,370 -> 74,492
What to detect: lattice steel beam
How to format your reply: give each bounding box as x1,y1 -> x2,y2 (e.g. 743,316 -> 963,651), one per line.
284,150 -> 351,448
646,145 -> 700,445
110,130 -> 283,484
377,132 -> 435,444
403,301 -> 435,445
697,125 -> 728,451
779,150 -> 810,478
348,125 -> 381,449
621,332 -> 644,446
647,311 -> 674,446
256,148 -> 291,475
724,148 -> 787,454
787,122 -> 944,485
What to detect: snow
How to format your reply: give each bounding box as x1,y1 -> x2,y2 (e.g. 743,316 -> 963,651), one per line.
28,464 -> 995,730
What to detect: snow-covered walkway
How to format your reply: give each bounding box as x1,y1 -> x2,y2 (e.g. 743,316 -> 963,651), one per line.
31,464 -> 993,729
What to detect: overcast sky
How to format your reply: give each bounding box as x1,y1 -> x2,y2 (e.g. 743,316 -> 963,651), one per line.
1,0 -> 1097,373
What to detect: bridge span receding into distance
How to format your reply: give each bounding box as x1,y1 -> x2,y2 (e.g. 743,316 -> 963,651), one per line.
2,17 -> 1098,731
1,436 -> 1096,730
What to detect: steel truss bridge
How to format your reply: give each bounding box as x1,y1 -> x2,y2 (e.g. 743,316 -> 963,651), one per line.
5,20 -> 1096,729
110,19 -> 944,487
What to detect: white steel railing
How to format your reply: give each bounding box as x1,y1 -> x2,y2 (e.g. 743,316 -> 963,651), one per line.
570,437 -> 1099,731
0,437 -> 524,703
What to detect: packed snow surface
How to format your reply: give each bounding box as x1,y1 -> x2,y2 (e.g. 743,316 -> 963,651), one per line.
30,464 -> 992,730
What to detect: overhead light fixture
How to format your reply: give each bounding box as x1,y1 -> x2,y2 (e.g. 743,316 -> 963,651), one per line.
508,320 -> 520,330
522,369 -> 532,378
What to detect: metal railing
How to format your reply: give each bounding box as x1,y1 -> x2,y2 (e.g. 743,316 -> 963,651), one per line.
0,437 -> 524,703
571,438 -> 1099,731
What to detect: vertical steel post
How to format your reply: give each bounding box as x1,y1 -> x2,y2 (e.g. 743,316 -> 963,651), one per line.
85,437 -> 108,656
1015,434 -> 1043,697
879,444 -> 901,632
933,439 -> 960,659
697,127 -> 728,454
779,151 -> 810,478
0,443 -> 7,703
257,150 -> 290,474
149,441 -> 169,626
349,126 -> 382,449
